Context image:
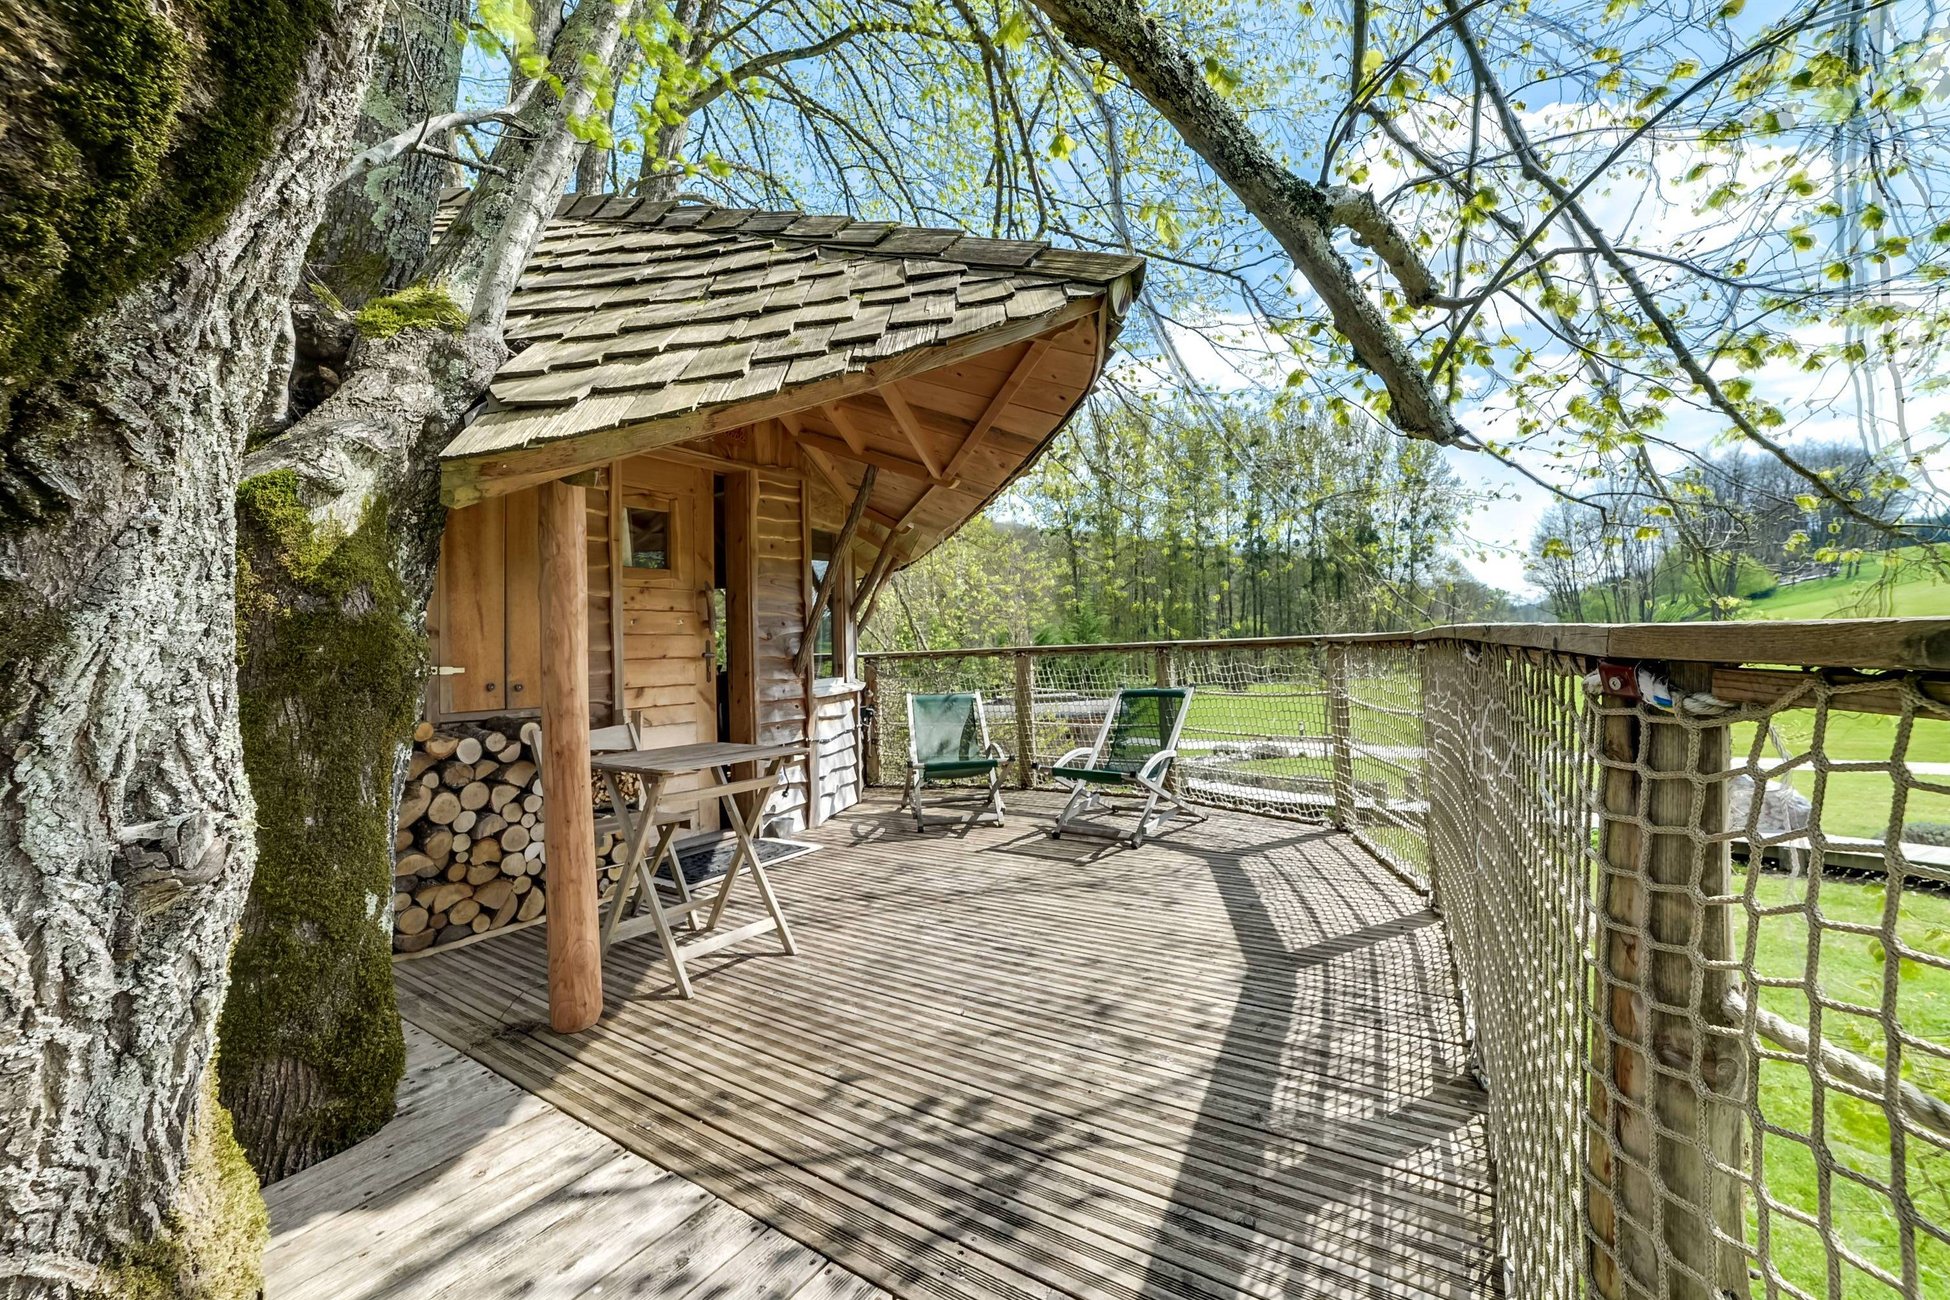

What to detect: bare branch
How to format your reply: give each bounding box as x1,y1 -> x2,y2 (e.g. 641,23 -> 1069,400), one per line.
338,78 -> 540,185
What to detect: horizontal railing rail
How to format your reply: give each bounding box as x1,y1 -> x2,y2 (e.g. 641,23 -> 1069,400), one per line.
860,619 -> 1950,1300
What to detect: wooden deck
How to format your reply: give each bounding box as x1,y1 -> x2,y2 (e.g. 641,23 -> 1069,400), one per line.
264,1025 -> 878,1298
385,792 -> 1502,1299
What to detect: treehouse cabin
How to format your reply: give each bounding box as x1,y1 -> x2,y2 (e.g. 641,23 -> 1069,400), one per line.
395,193 -> 1141,985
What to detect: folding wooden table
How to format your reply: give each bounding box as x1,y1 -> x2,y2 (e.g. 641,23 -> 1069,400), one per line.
592,740 -> 808,998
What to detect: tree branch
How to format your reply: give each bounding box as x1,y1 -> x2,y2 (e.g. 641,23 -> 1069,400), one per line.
1026,0 -> 1463,444
337,79 -> 540,185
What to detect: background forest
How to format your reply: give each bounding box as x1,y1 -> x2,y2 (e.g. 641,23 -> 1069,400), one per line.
865,397 -> 1536,651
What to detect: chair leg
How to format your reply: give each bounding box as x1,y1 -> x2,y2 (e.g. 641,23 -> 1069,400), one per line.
911,776 -> 929,832
1050,781 -> 1090,838
1130,784 -> 1165,847
986,767 -> 1006,825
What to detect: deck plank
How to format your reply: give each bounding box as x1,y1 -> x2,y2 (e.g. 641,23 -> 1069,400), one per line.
394,794 -> 1503,1300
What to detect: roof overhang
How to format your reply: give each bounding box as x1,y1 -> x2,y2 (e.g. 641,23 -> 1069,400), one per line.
441,285 -> 1129,508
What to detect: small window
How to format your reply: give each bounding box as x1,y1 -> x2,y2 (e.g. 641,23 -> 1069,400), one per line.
810,529 -> 841,680
625,506 -> 671,570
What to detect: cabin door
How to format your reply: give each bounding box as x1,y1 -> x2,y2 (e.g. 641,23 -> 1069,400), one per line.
615,456 -> 719,827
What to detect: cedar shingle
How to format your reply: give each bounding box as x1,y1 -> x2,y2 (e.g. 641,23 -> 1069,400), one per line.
679,341 -> 757,381
785,351 -> 851,385
889,293 -> 957,327
827,302 -> 894,344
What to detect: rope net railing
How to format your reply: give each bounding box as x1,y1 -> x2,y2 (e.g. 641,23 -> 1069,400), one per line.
862,631 -> 1950,1299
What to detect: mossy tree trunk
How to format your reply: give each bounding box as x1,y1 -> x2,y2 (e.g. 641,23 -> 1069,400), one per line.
0,3 -> 384,1295
215,0 -> 634,1185
308,0 -> 469,307
221,327 -> 502,1182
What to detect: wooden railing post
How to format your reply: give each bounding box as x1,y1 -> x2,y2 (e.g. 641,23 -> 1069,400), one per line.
1326,644 -> 1356,830
1590,662 -> 1747,1300
862,657 -> 880,787
1154,644 -> 1173,687
1012,651 -> 1035,790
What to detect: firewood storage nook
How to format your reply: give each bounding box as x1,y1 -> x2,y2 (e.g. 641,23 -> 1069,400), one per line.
394,193 -> 1142,1030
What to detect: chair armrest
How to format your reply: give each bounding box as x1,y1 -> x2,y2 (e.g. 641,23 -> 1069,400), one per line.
1053,746 -> 1094,770
984,740 -> 1009,762
1136,749 -> 1178,782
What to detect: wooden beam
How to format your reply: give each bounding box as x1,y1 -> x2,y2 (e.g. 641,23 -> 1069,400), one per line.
878,386 -> 944,479
856,540 -> 906,635
440,295 -> 1103,506
537,480 -> 601,1034
789,426 -> 948,486
651,441 -> 803,480
821,402 -> 868,456
796,467 -> 877,676
942,338 -> 1050,483
852,529 -> 901,613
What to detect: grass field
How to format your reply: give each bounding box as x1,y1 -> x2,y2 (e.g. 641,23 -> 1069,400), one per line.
1742,548 -> 1950,621
1738,869 -> 1950,1294
1731,709 -> 1950,842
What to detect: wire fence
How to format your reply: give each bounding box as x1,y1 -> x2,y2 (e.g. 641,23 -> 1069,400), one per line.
862,629 -> 1950,1299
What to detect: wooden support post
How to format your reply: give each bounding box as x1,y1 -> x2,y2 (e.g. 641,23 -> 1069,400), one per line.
1013,651 -> 1035,790
853,530 -> 901,614
1590,663 -> 1748,1300
538,480 -> 602,1034
1155,644 -> 1174,687
1326,644 -> 1355,830
856,540 -> 904,635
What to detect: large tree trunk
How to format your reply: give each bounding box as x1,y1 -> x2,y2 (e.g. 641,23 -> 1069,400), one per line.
217,0 -> 631,1184
0,3 -> 382,1295
220,325 -> 502,1183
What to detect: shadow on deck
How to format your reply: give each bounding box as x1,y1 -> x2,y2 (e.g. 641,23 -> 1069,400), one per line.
308,791 -> 1502,1299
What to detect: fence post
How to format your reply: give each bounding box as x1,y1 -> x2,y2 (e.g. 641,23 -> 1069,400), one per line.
1589,662 -> 1747,1300
1326,644 -> 1356,830
1155,644 -> 1174,687
862,657 -> 880,788
1012,651 -> 1034,790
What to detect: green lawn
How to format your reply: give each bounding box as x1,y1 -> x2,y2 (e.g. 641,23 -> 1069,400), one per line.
1731,709 -> 1950,842
1742,548 -> 1950,622
1738,869 -> 1950,1294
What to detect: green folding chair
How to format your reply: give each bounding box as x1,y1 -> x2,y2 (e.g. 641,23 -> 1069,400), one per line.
902,692 -> 1008,830
1049,686 -> 1203,847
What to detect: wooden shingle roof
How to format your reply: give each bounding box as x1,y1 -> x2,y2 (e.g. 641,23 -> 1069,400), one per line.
441,194 -> 1144,465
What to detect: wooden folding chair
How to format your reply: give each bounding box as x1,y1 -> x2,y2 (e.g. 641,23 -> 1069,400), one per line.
1048,686 -> 1204,847
901,691 -> 1008,830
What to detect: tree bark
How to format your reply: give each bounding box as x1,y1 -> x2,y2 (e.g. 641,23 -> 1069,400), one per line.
310,0 -> 470,307
0,2 -> 383,1294
218,0 -> 630,1182
417,4 -> 633,317
220,327 -> 502,1184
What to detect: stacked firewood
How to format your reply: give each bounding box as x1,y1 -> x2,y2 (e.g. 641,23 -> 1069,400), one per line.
391,722 -> 631,954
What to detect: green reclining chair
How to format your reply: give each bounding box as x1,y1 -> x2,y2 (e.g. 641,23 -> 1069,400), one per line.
1049,686 -> 1202,847
903,692 -> 1008,830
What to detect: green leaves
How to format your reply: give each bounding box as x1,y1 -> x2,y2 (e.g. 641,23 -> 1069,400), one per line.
995,9 -> 1031,51
1202,56 -> 1242,97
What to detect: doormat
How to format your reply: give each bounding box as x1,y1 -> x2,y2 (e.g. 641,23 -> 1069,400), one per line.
672,835 -> 819,885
